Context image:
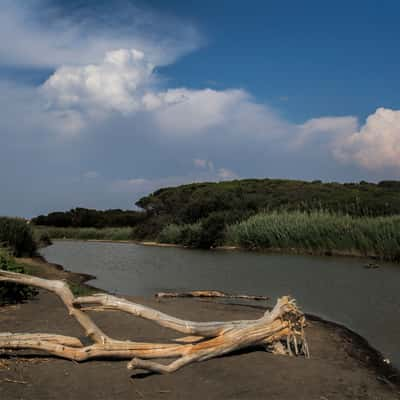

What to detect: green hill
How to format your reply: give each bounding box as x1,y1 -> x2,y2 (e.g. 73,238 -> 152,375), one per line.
32,179 -> 400,259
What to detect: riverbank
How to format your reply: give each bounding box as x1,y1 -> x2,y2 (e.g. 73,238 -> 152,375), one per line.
41,236 -> 393,266
34,215 -> 400,262
1,256 -> 399,399
16,255 -> 99,296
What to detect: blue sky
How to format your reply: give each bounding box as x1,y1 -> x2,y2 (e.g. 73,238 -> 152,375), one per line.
154,0 -> 400,121
1,0 -> 400,217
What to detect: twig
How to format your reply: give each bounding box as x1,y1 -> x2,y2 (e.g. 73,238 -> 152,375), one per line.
3,377 -> 28,384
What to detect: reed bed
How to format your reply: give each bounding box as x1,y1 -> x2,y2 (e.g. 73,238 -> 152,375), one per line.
35,211 -> 400,262
226,211 -> 400,261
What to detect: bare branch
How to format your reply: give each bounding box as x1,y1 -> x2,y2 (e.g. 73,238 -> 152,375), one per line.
0,270 -> 107,343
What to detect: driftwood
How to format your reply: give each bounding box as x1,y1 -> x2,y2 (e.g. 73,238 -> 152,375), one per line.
156,290 -> 269,301
0,270 -> 309,374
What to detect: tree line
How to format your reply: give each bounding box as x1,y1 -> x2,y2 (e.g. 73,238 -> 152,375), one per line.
31,178 -> 400,248
32,208 -> 146,228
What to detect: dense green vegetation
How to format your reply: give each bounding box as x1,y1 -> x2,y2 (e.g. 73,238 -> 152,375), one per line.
32,208 -> 145,228
137,179 -> 400,220
226,211 -> 400,261
0,217 -> 37,256
31,178 -> 400,259
157,214 -> 227,249
135,178 -> 400,251
0,249 -> 38,305
0,218 -> 94,304
0,217 -> 38,304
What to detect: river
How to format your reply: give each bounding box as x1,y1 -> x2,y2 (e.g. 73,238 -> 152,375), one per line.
40,240 -> 400,368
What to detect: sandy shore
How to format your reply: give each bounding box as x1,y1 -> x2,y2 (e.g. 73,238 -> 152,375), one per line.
0,257 -> 399,399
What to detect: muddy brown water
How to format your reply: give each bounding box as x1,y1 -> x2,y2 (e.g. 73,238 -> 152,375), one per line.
40,240 -> 400,369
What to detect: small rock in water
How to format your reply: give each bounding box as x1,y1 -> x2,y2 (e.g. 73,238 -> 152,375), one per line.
364,263 -> 380,269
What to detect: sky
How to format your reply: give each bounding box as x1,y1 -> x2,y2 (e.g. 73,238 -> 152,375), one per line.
1,0 -> 400,217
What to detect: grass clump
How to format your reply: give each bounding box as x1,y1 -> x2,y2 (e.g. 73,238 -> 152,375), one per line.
0,217 -> 36,256
226,210 -> 400,261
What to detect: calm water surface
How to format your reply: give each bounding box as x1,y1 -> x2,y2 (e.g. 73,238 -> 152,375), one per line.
40,240 -> 400,368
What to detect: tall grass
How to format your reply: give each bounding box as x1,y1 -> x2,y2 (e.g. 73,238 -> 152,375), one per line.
226,211 -> 400,261
0,217 -> 36,256
34,226 -> 133,241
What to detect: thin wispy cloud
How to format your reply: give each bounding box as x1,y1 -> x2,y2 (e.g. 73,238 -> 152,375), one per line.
0,0 -> 202,69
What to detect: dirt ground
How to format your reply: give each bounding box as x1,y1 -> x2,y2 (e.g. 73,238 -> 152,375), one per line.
0,258 -> 399,400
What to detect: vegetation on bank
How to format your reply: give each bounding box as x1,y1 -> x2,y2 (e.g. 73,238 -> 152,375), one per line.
0,249 -> 38,305
30,178 -> 400,259
0,217 -> 36,256
226,211 -> 400,261
157,213 -> 227,249
0,217 -> 38,304
0,218 -> 97,304
34,210 -> 400,262
33,179 -> 400,237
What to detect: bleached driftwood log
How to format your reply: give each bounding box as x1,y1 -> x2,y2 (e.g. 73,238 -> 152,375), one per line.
155,290 -> 269,301
0,270 -> 309,374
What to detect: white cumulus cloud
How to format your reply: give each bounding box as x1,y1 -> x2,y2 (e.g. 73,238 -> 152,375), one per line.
42,48 -> 292,139
333,107 -> 400,170
42,49 -> 154,113
295,116 -> 358,148
147,88 -> 249,135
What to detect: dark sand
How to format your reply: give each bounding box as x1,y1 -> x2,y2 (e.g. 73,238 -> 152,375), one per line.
0,257 -> 399,400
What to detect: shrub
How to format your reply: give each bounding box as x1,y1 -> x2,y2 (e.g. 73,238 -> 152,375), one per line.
179,223 -> 203,247
38,231 -> 52,247
157,222 -> 203,247
157,224 -> 183,244
0,217 -> 37,256
0,250 -> 38,305
197,213 -> 227,249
